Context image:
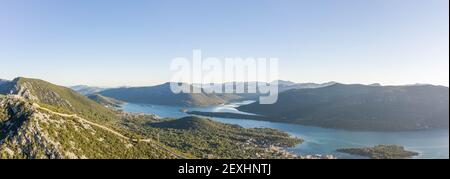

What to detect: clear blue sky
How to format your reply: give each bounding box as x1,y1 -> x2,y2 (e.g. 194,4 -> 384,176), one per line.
0,0 -> 448,87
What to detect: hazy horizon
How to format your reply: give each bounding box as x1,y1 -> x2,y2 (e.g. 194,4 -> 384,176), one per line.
1,0 -> 448,87
1,76 -> 448,88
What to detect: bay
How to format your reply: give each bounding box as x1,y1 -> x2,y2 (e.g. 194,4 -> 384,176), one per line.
122,101 -> 449,159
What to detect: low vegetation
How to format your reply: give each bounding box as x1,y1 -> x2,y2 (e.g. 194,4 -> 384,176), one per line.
337,145 -> 419,159
119,116 -> 302,159
0,77 -> 301,159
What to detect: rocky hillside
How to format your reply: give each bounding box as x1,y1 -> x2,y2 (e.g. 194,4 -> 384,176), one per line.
1,77 -> 119,124
0,95 -> 182,159
0,77 -> 301,159
0,78 -> 188,159
70,85 -> 108,95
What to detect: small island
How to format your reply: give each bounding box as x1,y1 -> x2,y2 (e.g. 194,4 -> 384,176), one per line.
337,145 -> 419,159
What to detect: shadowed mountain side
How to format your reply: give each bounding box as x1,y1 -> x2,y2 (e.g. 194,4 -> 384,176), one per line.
238,83 -> 449,131
100,83 -> 232,107
87,94 -> 125,108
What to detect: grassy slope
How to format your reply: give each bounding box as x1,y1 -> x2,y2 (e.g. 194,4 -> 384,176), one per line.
15,77 -> 119,123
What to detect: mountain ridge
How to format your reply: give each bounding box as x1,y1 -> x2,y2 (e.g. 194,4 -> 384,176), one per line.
70,85 -> 108,95
99,82 -> 229,106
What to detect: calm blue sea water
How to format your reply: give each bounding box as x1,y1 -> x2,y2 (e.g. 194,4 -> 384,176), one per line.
122,101 -> 449,159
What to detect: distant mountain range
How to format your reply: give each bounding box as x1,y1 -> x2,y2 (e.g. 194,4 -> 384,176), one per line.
70,85 -> 108,95
196,80 -> 336,93
237,83 -> 449,131
99,82 -> 232,106
16,77 -> 449,131
95,81 -> 337,106
277,81 -> 337,92
69,80 -> 336,106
